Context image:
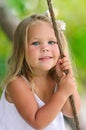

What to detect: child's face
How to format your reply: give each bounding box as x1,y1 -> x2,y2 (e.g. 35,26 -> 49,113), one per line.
26,21 -> 60,73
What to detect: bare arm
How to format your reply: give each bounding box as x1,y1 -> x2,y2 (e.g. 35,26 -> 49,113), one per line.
62,88 -> 81,118
7,76 -> 72,130
56,56 -> 81,118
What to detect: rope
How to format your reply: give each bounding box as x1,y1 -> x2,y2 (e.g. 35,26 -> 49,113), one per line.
46,0 -> 81,130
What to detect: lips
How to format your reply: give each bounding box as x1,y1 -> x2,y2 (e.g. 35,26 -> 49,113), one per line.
39,56 -> 52,60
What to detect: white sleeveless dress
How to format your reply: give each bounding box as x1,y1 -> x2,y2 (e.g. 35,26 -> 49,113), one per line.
0,88 -> 65,130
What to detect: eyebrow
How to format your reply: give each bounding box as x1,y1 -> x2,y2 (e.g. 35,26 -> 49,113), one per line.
28,36 -> 57,42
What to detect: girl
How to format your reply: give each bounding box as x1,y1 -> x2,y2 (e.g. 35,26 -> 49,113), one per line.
0,14 -> 81,130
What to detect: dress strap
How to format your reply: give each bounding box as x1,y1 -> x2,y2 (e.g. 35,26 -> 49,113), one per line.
54,83 -> 57,93
21,75 -> 35,92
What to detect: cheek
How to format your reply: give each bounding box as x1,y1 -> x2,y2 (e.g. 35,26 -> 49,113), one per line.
53,46 -> 60,58
27,47 -> 38,56
26,47 -> 39,62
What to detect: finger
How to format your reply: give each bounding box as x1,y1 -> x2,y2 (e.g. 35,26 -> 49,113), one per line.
60,60 -> 71,68
61,65 -> 73,75
60,62 -> 72,71
62,65 -> 72,71
61,57 -> 71,66
60,60 -> 70,66
61,56 -> 69,62
60,72 -> 66,80
57,58 -> 63,65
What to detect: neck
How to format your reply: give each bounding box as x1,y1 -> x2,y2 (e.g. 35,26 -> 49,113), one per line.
32,74 -> 49,84
32,73 -> 55,91
31,74 -> 56,103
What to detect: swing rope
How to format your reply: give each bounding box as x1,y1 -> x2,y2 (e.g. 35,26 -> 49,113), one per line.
46,0 -> 80,130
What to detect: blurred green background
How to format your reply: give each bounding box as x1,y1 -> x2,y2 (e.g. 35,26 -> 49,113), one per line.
0,0 -> 86,95
0,0 -> 86,129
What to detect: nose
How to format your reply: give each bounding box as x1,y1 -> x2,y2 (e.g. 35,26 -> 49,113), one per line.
41,44 -> 49,52
42,48 -> 49,52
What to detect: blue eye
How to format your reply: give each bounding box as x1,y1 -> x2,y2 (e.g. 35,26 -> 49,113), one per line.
32,41 -> 40,46
48,41 -> 57,45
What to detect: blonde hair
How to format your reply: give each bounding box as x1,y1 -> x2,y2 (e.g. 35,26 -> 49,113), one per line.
3,14 -> 71,86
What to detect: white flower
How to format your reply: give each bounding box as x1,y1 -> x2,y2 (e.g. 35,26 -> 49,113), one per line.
57,20 -> 66,31
44,10 -> 66,31
44,9 -> 58,18
44,10 -> 50,17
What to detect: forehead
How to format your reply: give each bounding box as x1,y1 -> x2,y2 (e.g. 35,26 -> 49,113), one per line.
28,21 -> 56,39
29,20 -> 53,30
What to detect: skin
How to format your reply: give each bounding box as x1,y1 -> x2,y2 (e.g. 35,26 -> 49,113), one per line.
26,21 -> 60,73
6,21 -> 81,129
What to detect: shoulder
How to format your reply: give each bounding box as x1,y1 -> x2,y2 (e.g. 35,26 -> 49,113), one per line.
5,76 -> 32,103
7,75 -> 31,90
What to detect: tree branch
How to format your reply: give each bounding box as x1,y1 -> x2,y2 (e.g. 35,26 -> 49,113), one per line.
0,0 -> 19,40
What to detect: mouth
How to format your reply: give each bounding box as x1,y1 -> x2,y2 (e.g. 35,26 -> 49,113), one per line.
39,56 -> 53,60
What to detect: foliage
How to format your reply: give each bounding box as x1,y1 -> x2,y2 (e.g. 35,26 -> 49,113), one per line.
0,0 -> 86,94
0,28 -> 12,88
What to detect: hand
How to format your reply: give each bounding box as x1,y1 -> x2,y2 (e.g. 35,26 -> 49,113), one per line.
58,72 -> 77,97
55,55 -> 77,97
55,55 -> 73,78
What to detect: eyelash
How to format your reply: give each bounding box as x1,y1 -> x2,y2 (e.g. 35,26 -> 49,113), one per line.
31,41 -> 57,46
32,42 -> 39,46
48,41 -> 57,45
